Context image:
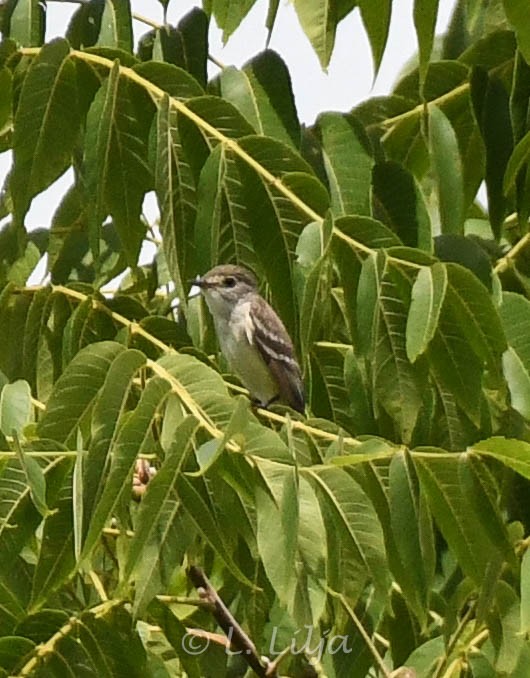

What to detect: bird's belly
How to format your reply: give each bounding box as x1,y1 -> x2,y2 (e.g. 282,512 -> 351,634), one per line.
219,334 -> 278,405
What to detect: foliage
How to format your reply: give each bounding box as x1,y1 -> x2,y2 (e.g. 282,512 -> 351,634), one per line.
1,0 -> 530,676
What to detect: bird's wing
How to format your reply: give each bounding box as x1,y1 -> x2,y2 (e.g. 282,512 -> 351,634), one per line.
249,299 -> 305,413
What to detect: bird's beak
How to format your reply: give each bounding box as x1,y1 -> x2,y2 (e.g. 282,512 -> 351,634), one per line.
189,275 -> 204,288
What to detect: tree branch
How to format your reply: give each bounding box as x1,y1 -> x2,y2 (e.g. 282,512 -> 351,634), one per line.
187,566 -> 278,678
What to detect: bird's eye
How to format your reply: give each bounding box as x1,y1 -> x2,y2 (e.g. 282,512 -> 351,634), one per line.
223,276 -> 237,288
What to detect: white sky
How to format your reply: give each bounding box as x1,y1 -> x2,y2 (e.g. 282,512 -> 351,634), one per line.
0,0 -> 456,277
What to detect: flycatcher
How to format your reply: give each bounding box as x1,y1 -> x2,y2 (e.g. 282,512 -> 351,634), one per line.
196,265 -> 305,413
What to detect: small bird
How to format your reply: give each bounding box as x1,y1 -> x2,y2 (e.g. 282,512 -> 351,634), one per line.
195,264 -> 305,413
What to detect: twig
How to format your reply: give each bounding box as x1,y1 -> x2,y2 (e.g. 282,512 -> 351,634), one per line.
187,566 -> 278,678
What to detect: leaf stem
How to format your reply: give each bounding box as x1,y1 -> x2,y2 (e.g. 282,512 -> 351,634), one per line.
47,284 -> 363,449
17,601 -> 122,675
329,590 -> 391,678
494,231 -> 530,274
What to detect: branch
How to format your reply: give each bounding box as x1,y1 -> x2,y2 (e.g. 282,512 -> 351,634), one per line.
187,566 -> 278,678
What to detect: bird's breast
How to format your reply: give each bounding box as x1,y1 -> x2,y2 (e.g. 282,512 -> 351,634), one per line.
215,303 -> 278,405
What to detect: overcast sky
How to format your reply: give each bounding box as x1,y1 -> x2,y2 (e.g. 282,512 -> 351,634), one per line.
0,0 -> 456,276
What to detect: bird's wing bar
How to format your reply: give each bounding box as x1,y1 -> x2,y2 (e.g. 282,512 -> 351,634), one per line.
250,300 -> 305,413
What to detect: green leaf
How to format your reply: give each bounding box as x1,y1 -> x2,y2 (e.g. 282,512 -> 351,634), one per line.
502,347 -> 530,419
293,476 -> 327,625
193,396 -> 250,475
82,376 -> 172,563
38,341 -> 126,446
11,38 -> 79,227
445,263 -> 506,373
413,450 -> 506,584
358,0 -> 391,76
357,252 -> 424,442
459,453 -> 516,570
13,434 -> 50,518
83,348 -> 147,533
216,50 -> 300,148
310,343 -> 354,432
389,451 -> 430,624
406,263 -> 447,362
0,636 -> 35,671
255,458 -> 299,604
471,70 -> 513,237
193,144 -> 231,272
83,61 -> 151,266
413,0 -> 440,88
155,94 -> 197,315
500,292 -> 530,419
292,0 -> 337,69
211,0 -> 255,43
372,160 -> 432,249
504,0 -> 530,65
521,548 -> 530,634
96,0 -> 133,52
176,473 -> 253,586
22,287 -> 52,391
318,112 -> 373,217
309,466 -> 389,600
16,606 -> 148,676
122,417 -> 198,603
133,62 -> 203,100
427,300 -> 483,426
405,636 -> 445,676
473,436 -> 530,479
231,136 -> 326,335
6,241 -> 40,286
296,217 -> 333,357
343,348 -> 375,434
0,68 -> 12,135
434,234 -> 493,290
429,105 -> 465,235
173,8 -> 208,88
8,0 -> 44,46
504,129 -> 530,196
0,379 -> 32,437
30,467 -> 75,611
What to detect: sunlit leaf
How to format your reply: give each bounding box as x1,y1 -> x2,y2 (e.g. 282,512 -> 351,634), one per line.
406,263 -> 447,362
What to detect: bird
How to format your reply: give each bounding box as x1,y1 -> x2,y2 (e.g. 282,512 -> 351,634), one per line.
195,264 -> 305,413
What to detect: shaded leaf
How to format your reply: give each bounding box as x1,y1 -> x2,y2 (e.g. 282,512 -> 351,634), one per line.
372,160 -> 431,249
414,0 -> 440,87
96,0 -> 133,52
155,94 -> 197,315
358,0 -> 391,76
318,112 -> 373,217
357,252 -> 424,442
11,39 -> 79,228
429,105 -> 465,235
81,376 -> 171,562
83,61 -> 151,266
309,465 -> 389,600
215,50 -> 300,148
8,0 -> 44,46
